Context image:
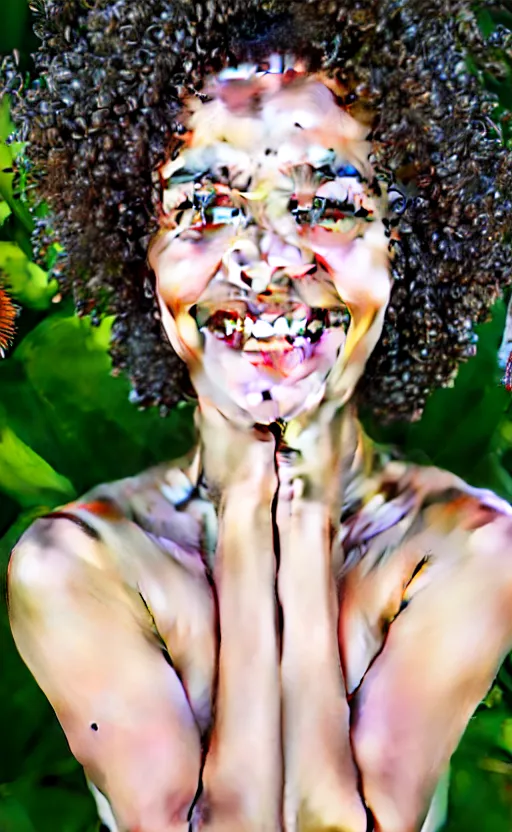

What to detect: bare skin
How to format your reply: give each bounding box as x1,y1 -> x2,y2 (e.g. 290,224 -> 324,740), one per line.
8,63 -> 512,832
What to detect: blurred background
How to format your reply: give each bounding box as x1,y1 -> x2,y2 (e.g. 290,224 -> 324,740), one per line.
0,1 -> 511,829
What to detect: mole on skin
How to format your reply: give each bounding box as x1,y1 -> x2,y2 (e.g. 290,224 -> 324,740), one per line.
8,59 -> 512,832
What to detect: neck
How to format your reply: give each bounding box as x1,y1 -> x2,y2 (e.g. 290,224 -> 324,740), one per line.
193,398 -> 371,522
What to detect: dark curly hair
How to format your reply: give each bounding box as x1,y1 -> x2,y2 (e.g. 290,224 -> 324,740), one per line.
2,0 -> 512,420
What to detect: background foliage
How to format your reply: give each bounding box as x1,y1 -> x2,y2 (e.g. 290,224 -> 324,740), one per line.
0,1 -> 511,829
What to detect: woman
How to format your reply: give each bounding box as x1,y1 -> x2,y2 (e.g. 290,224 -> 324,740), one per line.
5,2 -> 512,830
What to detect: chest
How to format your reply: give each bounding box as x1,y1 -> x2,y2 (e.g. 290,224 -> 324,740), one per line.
96,458 -> 429,590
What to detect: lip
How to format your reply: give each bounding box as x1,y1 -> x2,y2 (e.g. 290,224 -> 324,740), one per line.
193,298 -> 350,381
195,300 -> 347,338
243,336 -> 316,376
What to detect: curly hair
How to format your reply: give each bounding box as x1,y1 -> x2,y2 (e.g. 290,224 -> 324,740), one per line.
3,0 -> 512,420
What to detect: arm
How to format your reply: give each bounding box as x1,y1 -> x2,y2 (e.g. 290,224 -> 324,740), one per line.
340,469 -> 512,832
195,405 -> 282,831
8,461 -> 217,832
276,406 -> 368,832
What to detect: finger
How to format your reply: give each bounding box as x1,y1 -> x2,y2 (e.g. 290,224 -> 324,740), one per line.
9,513 -> 203,832
350,511 -> 512,832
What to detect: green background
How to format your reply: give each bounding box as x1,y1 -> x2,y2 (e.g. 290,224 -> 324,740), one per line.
0,1 -> 512,829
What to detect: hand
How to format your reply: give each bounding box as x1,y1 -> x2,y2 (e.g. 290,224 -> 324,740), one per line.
274,401 -> 369,832
194,400 -> 282,830
197,399 -> 277,500
279,400 -> 356,520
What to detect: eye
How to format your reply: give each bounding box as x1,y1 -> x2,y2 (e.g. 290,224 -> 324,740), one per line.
290,195 -> 358,233
189,187 -> 243,230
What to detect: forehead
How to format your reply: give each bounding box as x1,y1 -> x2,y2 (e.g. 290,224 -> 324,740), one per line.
162,74 -> 371,183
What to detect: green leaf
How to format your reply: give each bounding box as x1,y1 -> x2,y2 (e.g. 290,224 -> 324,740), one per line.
0,778 -> 97,832
0,241 -> 58,308
0,94 -> 14,143
21,783 -> 97,832
0,305 -> 196,498
444,706 -> 512,831
0,424 -> 76,507
0,0 -> 30,56
476,7 -> 496,38
0,201 -> 12,226
364,301 -> 511,497
0,795 -> 37,832
0,98 -> 33,235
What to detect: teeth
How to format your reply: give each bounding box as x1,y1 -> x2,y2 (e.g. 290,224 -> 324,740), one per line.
290,317 -> 308,335
252,319 -> 275,339
306,318 -> 324,335
273,316 -> 290,336
224,319 -> 239,337
328,309 -> 350,328
204,307 -> 350,347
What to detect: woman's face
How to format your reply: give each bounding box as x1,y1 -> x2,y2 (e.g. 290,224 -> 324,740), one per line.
150,65 -> 391,425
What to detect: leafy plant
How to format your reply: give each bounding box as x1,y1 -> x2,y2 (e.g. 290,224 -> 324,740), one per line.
0,3 -> 511,831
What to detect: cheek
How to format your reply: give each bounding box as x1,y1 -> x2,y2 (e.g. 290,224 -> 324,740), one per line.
307,224 -> 391,310
150,227 -> 235,311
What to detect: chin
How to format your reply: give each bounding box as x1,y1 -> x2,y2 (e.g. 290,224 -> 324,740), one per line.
239,377 -> 329,424
197,327 -> 346,424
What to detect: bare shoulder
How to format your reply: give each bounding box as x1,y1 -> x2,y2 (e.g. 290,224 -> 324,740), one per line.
87,455 -> 217,563
404,462 -> 512,535
85,457 -> 199,519
340,453 -> 512,573
29,453 -> 218,569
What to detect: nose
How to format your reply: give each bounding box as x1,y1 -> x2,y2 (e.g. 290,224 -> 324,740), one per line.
240,263 -> 316,294
222,233 -> 315,293
242,262 -> 276,294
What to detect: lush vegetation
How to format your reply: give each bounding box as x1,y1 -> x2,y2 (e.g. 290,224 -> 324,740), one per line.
0,2 -> 511,829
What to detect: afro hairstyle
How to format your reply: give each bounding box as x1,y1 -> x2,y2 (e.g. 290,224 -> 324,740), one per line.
2,0 -> 512,420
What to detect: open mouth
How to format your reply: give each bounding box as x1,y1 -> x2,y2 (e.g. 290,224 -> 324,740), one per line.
192,304 -> 349,347
191,302 -> 350,373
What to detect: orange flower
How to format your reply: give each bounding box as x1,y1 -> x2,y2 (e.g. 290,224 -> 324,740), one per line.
0,285 -> 16,356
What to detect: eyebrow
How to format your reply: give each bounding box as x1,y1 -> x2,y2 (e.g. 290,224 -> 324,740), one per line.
167,168 -> 208,185
169,168 -> 256,196
169,162 -> 364,191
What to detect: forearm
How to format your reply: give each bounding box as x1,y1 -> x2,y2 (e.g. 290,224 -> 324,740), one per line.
214,487 -> 280,751
200,431 -> 282,829
277,471 -> 366,832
